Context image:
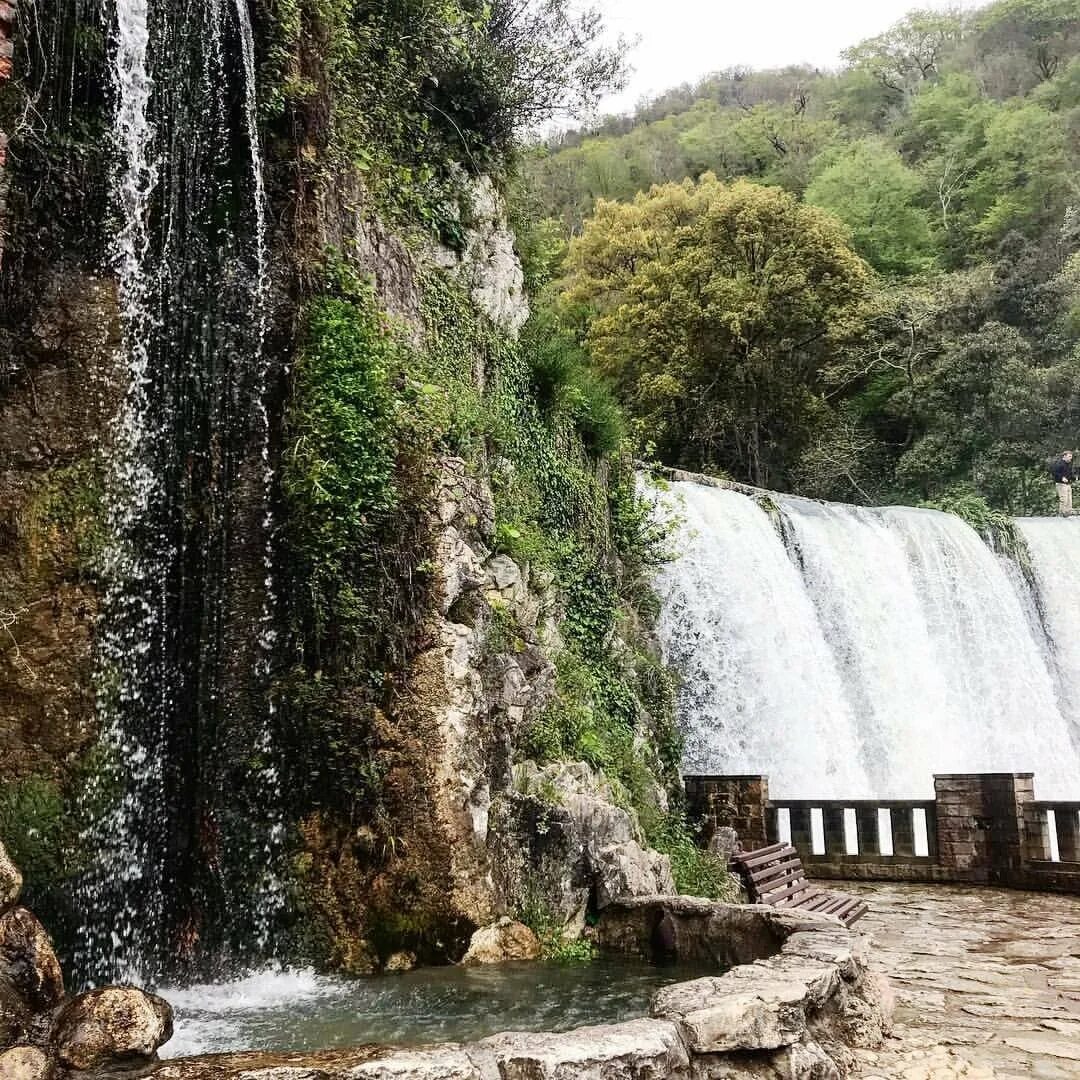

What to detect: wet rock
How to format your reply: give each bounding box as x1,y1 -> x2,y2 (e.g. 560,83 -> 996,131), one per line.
350,1047 -> 484,1080
382,952 -> 417,974
476,1018 -> 690,1080
0,1047 -> 49,1080
0,909 -> 64,1011
461,918 -> 541,965
652,977 -> 808,1053
0,844 -> 20,911
51,987 -> 173,1071
0,981 -> 30,1048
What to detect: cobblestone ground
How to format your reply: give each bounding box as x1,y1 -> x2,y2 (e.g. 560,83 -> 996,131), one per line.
847,883 -> 1080,1079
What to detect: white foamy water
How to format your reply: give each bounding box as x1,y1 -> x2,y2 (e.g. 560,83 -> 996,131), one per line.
654,480 -> 1080,799
160,961 -> 702,1057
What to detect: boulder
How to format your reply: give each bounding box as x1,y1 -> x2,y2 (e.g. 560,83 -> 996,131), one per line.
51,987 -> 173,1071
0,909 -> 64,1011
383,952 -> 417,974
0,982 -> 30,1048
0,845 -> 20,912
0,1047 -> 49,1080
461,918 -> 541,965
476,1018 -> 690,1080
594,842 -> 675,910
350,1048 -> 485,1080
653,978 -> 807,1054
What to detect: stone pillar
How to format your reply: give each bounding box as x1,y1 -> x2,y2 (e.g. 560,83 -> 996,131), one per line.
0,0 -> 13,269
683,776 -> 770,850
933,774 -> 1034,882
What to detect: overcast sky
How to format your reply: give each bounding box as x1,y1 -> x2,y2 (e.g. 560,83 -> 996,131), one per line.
589,0 -> 985,116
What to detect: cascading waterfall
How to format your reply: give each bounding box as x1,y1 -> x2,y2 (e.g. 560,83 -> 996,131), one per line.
76,0 -> 283,984
654,480 -> 1080,800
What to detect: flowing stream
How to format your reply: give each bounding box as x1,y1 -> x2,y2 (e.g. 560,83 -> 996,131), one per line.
654,480 -> 1080,799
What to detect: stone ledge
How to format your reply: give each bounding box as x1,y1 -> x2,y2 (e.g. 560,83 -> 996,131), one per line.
155,898 -> 887,1080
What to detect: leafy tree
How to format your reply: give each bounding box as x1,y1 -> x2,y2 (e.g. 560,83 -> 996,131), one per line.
805,139 -> 937,275
841,10 -> 968,97
562,176 -> 873,486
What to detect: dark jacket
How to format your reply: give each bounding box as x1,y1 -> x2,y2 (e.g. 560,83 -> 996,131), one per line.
1052,457 -> 1075,484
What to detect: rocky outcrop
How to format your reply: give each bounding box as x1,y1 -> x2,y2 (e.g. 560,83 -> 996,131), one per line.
428,177 -> 529,338
0,845 -> 173,1073
502,762 -> 676,929
461,917 -> 541,965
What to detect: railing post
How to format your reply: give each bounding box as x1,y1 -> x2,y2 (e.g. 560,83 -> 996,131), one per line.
789,807 -> 813,857
855,807 -> 880,856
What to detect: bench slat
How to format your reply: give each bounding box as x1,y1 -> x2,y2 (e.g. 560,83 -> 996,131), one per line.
732,843 -> 868,926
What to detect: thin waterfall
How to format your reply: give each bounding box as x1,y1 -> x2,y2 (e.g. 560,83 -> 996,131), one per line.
76,0 -> 283,984
654,480 -> 1080,800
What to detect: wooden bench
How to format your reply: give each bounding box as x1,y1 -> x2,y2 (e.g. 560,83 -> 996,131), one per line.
730,843 -> 869,926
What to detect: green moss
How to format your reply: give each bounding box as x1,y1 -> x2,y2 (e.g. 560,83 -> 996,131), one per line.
25,459 -> 108,581
0,776 -> 67,885
920,487 -> 1032,569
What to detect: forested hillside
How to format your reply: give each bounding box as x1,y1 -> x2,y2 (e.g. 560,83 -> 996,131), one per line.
516,0 -> 1080,511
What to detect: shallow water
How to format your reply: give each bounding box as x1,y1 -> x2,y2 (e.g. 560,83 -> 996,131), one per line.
163,960 -> 704,1057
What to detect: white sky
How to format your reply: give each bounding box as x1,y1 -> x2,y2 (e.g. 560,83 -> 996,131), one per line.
590,0 -> 986,116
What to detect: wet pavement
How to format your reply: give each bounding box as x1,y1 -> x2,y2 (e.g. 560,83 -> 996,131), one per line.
848,882 -> 1080,1078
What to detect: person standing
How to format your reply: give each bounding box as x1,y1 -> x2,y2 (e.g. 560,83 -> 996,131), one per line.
1052,450 -> 1075,516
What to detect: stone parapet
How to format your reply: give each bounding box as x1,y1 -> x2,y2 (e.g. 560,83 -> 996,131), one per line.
697,771 -> 1080,896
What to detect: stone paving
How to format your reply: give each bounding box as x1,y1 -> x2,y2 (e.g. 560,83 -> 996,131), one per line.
847,882 -> 1080,1079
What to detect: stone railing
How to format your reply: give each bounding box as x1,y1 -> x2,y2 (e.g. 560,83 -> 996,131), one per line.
686,772 -> 1080,894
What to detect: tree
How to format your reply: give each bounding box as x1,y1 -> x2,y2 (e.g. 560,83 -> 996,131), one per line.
805,139 -> 937,276
842,10 -> 968,97
974,0 -> 1080,87
561,176 -> 874,486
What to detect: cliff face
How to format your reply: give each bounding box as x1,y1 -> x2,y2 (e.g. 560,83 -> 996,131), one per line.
0,2 -> 699,978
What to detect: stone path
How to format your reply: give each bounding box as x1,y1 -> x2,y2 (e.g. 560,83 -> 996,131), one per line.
847,882 -> 1080,1079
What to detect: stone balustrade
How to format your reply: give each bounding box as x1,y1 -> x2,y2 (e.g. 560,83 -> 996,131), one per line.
686,772 -> 1080,894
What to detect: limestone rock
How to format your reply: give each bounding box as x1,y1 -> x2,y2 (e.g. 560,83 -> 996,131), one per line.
461,918 -> 541,965
383,952 -> 417,974
350,1048 -> 485,1080
510,762 -> 676,923
485,555 -> 521,592
0,844 -> 20,911
594,842 -> 675,909
0,1047 -> 49,1080
0,909 -> 64,1011
476,1018 -> 690,1080
51,987 -> 173,1071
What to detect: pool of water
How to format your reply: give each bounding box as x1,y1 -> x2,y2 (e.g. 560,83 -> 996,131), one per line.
162,960 -> 706,1058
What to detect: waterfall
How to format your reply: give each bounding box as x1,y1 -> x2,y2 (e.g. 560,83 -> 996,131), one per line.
654,480 -> 1080,800
77,0 -> 282,984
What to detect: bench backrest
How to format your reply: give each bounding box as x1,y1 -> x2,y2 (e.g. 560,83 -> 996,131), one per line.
731,842 -> 812,906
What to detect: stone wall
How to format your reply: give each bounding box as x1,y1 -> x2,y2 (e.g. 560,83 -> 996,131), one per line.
156,897 -> 892,1080
684,774 -> 770,850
